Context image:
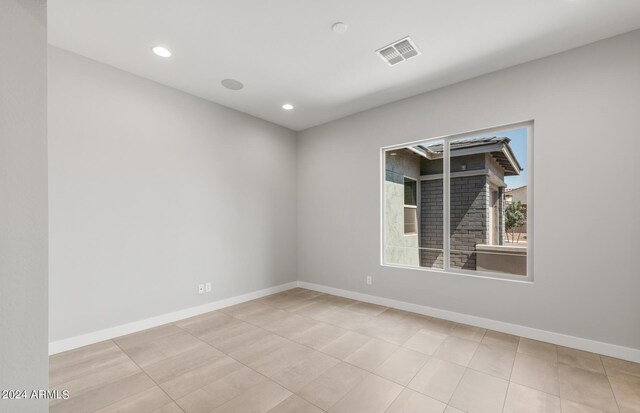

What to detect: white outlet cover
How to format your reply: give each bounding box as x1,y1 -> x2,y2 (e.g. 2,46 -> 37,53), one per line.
366,276 -> 372,285
205,282 -> 212,293
198,284 -> 205,294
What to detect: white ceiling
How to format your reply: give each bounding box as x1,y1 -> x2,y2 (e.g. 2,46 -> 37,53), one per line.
49,0 -> 640,131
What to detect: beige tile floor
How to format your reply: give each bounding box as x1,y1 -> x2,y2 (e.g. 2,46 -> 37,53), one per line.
50,288 -> 640,413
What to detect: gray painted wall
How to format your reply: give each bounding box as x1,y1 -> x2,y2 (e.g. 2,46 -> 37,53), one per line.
48,47 -> 298,342
0,1 -> 49,411
297,30 -> 640,349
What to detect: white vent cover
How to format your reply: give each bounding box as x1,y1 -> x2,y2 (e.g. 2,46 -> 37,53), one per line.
376,36 -> 420,66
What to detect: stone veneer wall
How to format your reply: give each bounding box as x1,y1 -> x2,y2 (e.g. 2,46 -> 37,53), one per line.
420,179 -> 444,268
450,175 -> 488,270
420,175 -> 489,270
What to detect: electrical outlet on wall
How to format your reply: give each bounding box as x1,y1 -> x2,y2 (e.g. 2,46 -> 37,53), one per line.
198,284 -> 205,294
366,276 -> 372,285
205,282 -> 211,293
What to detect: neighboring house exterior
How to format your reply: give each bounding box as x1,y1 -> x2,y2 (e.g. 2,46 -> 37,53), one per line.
505,185 -> 527,205
385,137 -> 525,274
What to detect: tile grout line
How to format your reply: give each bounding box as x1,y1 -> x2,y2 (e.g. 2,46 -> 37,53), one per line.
381,385 -> 404,413
510,341 -> 627,412
49,340 -> 135,391
207,302 -> 378,412
384,346 -> 429,387
49,338 -> 175,413
508,340 -> 565,403
553,350 -> 562,412
246,292 -> 520,412
222,293 -> 409,411
165,294 -> 339,410
217,297 -> 384,374
442,336 -> 483,412
110,339 -> 187,413
500,381 -> 513,413
252,294 -> 435,378
507,340 -> 518,382
602,369 -> 623,413
259,298 -> 373,413
598,353 -> 623,413
171,320 -> 305,412
272,296 -> 413,346
499,338 -> 520,413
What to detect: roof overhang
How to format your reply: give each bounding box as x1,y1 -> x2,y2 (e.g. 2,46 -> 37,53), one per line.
410,139 -> 522,176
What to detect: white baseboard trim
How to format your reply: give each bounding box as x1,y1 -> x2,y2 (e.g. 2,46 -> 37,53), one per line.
49,281 -> 298,355
50,280 -> 639,362
297,281 -> 640,363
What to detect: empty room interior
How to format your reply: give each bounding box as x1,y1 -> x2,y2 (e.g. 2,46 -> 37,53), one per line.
2,0 -> 640,412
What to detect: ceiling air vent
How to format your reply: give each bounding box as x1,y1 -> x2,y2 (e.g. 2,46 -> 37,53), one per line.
376,36 -> 420,66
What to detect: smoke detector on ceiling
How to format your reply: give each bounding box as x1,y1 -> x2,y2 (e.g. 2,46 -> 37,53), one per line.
375,36 -> 420,66
221,79 -> 244,90
332,22 -> 348,34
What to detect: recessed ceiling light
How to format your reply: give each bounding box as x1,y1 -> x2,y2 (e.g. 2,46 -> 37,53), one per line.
282,104 -> 294,110
152,46 -> 171,58
332,22 -> 348,34
221,79 -> 244,90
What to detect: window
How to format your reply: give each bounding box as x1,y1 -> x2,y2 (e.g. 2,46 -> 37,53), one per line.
382,122 -> 532,280
404,178 -> 418,235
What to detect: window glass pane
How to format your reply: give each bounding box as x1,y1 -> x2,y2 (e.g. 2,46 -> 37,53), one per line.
404,206 -> 417,234
404,178 -> 417,206
449,130 -> 528,276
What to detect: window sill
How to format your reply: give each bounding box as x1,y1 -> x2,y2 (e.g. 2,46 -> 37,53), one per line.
380,262 -> 534,284
476,244 -> 526,254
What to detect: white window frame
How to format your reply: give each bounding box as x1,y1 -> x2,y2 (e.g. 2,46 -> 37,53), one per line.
380,120 -> 534,283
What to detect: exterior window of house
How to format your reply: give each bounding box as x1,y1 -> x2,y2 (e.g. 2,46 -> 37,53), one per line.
404,178 -> 418,235
382,122 -> 532,280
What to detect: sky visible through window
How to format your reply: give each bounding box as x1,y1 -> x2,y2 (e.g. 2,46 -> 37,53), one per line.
474,128 -> 527,189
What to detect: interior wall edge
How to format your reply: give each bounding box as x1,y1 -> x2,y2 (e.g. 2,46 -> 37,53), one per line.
0,0 -> 49,409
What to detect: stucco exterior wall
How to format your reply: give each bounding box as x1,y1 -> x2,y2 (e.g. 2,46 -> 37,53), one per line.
506,186 -> 527,204
384,150 -> 420,266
